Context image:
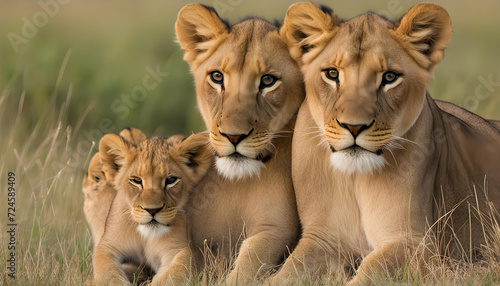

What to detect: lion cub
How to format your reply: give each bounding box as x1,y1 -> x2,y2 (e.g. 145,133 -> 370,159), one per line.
91,132 -> 212,285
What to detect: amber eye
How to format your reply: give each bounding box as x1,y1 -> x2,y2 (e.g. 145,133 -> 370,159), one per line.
259,75 -> 277,89
165,176 -> 178,187
210,71 -> 224,84
381,71 -> 399,85
325,69 -> 339,81
94,176 -> 100,182
129,177 -> 142,187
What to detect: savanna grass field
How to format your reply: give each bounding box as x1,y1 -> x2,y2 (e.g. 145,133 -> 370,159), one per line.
1,0 -> 500,285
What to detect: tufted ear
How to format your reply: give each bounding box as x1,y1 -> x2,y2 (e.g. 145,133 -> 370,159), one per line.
88,152 -> 105,182
99,134 -> 133,182
393,3 -> 451,71
165,134 -> 187,146
83,152 -> 106,194
175,4 -> 229,66
171,132 -> 212,183
118,127 -> 146,145
280,2 -> 337,65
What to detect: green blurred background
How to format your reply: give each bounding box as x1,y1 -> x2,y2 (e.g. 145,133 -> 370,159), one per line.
0,1 -> 499,283
2,0 -> 500,137
1,0 -> 499,144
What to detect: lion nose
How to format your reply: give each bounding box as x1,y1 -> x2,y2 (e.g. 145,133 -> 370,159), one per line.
141,205 -> 164,216
219,129 -> 253,146
337,120 -> 373,138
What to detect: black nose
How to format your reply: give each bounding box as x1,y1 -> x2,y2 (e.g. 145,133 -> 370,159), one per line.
337,120 -> 373,138
219,129 -> 253,146
141,205 -> 164,216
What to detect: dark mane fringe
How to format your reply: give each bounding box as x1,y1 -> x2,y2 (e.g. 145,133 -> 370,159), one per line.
200,5 -> 284,30
319,4 -> 333,15
366,10 -> 397,23
235,15 -> 281,29
200,4 -> 231,29
318,4 -> 397,24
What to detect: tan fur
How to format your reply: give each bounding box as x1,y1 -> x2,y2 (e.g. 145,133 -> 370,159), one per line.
176,4 -> 304,284
270,3 -> 500,285
83,128 -> 183,283
83,127 -> 149,246
84,128 -> 156,283
90,132 -> 210,285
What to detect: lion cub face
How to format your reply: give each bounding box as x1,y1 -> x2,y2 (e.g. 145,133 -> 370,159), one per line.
176,4 -> 304,180
99,132 -> 212,238
282,3 -> 451,174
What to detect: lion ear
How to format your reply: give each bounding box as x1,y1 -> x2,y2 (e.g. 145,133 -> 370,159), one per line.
280,2 -> 337,65
99,134 -> 132,182
119,127 -> 146,145
175,4 -> 229,66
171,132 -> 212,183
394,3 -> 451,71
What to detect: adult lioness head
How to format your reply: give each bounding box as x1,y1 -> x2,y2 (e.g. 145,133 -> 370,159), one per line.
282,2 -> 451,174
176,4 -> 304,180
99,132 -> 212,238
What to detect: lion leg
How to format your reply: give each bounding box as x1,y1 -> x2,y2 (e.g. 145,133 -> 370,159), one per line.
347,240 -> 410,286
150,247 -> 193,286
267,235 -> 338,285
226,230 -> 292,285
92,245 -> 130,285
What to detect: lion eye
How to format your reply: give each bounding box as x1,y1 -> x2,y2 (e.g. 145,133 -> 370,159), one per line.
381,71 -> 399,85
324,69 -> 339,81
210,71 -> 224,85
165,176 -> 179,187
129,177 -> 142,187
259,75 -> 277,89
94,176 -> 100,182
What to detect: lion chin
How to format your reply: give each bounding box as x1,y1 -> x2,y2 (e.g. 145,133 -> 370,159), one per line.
215,156 -> 265,181
137,223 -> 171,239
329,147 -> 386,175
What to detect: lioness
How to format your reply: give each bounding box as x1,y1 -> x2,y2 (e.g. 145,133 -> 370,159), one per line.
91,132 -> 212,285
176,4 -> 304,283
270,2 -> 500,284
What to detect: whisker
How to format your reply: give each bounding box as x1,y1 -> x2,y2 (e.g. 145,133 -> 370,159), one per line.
386,141 -> 404,150
121,208 -> 132,219
273,130 -> 293,134
271,134 -> 290,139
383,146 -> 398,166
391,135 -> 422,147
317,137 -> 330,149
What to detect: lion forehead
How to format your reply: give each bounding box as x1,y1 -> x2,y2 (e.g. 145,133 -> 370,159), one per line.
133,138 -> 173,175
320,15 -> 396,69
